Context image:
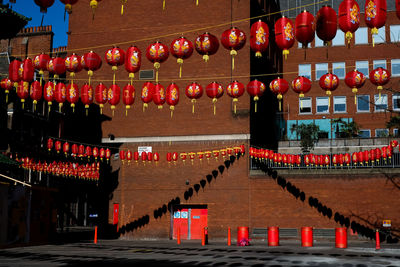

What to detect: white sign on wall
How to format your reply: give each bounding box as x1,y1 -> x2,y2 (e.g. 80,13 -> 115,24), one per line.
138,146 -> 152,156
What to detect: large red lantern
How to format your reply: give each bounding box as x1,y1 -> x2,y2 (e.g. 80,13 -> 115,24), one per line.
338,0 -> 360,45
146,41 -> 169,82
295,10 -> 315,49
166,83 -> 179,117
226,80 -> 245,114
195,32 -> 219,62
8,59 -> 21,88
319,73 -> 339,107
19,58 -> 34,82
34,0 -> 54,13
185,82 -> 203,113
65,53 -> 82,85
221,27 -> 246,70
316,6 -> 337,46
54,82 -> 67,112
269,77 -> 289,111
122,83 -> 135,116
250,20 -> 269,58
1,78 -> 12,102
170,37 -> 193,78
365,0 -> 387,47
105,46 -> 125,84
95,83 -> 107,114
81,51 -> 102,86
67,83 -> 79,112
108,84 -> 121,116
206,82 -> 224,115
141,81 -> 154,112
274,17 -> 295,59
30,81 -> 42,111
345,69 -> 366,104
60,0 -> 78,14
370,67 -> 390,100
47,57 -> 66,79
153,83 -> 166,109
17,81 -> 29,109
246,80 -> 266,113
81,83 -> 94,115
63,142 -> 70,156
34,53 -> 50,85
125,45 -> 141,83
291,76 -> 312,102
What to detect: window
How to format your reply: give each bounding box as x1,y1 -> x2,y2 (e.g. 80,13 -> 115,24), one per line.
393,94 -> 400,111
374,94 -> 388,112
139,69 -> 154,80
373,59 -> 386,69
316,97 -> 329,113
333,96 -> 346,113
375,129 -> 389,137
314,35 -> 324,47
315,63 -> 328,80
332,62 -> 345,79
298,42 -> 309,48
359,129 -> 371,138
373,26 -> 386,44
390,25 -> 400,42
332,31 -> 344,46
357,95 -> 370,112
355,61 -> 369,77
299,97 -> 312,114
355,27 -> 368,45
394,128 -> 399,137
298,64 -> 311,79
391,59 -> 400,77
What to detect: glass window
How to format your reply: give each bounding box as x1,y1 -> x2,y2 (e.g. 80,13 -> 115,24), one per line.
375,129 -> 389,137
299,64 -> 311,80
298,42 -> 309,48
359,129 -> 371,138
332,62 -> 345,79
315,63 -> 328,80
390,25 -> 400,43
355,27 -> 368,45
394,128 -> 399,137
316,97 -> 329,113
299,97 -> 312,114
357,95 -> 370,112
314,35 -> 324,47
373,59 -> 387,69
334,96 -> 346,113
355,61 -> 369,77
332,31 -> 344,46
374,94 -> 388,112
374,26 -> 386,44
393,94 -> 400,111
391,59 -> 400,77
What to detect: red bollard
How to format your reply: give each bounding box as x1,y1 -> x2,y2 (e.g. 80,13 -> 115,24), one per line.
268,227 -> 279,246
94,226 -> 98,244
177,227 -> 181,245
202,228 -> 205,246
301,227 -> 313,247
376,230 -> 381,250
335,227 -> 347,248
237,226 -> 249,246
228,227 -> 231,246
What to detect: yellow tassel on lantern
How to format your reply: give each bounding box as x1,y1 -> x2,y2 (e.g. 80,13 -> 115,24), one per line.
111,105 -> 116,117
283,49 -> 289,60
59,103 -> 63,113
191,99 -> 196,114
203,54 -> 209,62
255,51 -> 262,58
378,85 -> 383,100
39,70 -> 44,86
99,103 -> 103,114
170,105 -> 174,118
85,105 -> 89,116
112,66 -> 118,85
371,27 -> 378,47
177,58 -> 183,78
233,98 -> 238,114
121,0 -> 127,15
143,103 -> 148,112
154,62 -> 160,82
125,105 -> 130,116
129,72 -> 134,85
212,98 -> 217,115
254,96 -> 259,113
326,90 -> 331,108
71,103 -> 75,113
196,0 -> 199,5
352,88 -> 358,105
33,100 -> 37,111
277,94 -> 282,111
5,91 -> 9,103
90,0 -> 98,19
345,31 -> 353,47
299,93 -> 304,109
88,70 -> 93,86
48,101 -> 52,113
230,50 -> 237,70
163,0 -> 165,10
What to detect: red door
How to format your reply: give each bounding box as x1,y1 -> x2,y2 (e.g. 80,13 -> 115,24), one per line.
190,208 -> 208,239
173,208 -> 188,239
173,207 -> 207,240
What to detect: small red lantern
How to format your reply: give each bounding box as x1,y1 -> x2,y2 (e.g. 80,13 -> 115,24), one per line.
344,153 -> 351,166
246,79 -> 266,113
205,151 -> 212,162
78,144 -> 85,157
34,0 -> 54,13
81,51 -> 102,86
358,151 -> 364,165
17,81 -> 29,109
226,80 -> 245,114
319,73 -> 339,107
206,82 -> 224,115
34,53 -> 50,85
167,152 -> 172,164
133,151 -> 139,163
221,148 -> 227,158
47,57 -> 66,80
47,138 -> 53,151
166,83 -> 179,117
221,27 -> 246,70
108,84 -> 121,116
71,143 -> 78,157
43,81 -> 55,111
291,76 -> 312,106
250,20 -> 269,58
122,83 -> 135,116
316,6 -> 338,46
147,152 -> 153,163
363,150 -> 370,164
172,152 -> 178,164
54,82 -> 66,112
391,140 -> 399,148
332,154 -> 338,166
105,46 -> 125,85
324,155 -> 330,166
295,10 -> 315,49
95,83 -> 108,114
370,67 -> 390,99
81,83 -> 94,115
66,83 -> 79,112
269,77 -> 289,111
365,0 -> 387,47
153,83 -> 166,109
338,0 -> 360,45
9,59 -> 21,88
86,146 -> 92,159
55,140 -> 62,153
274,17 -> 295,59
146,41 -> 169,82
30,81 -> 42,111
105,148 -> 111,162
65,53 -> 82,85
141,81 -> 154,112
141,151 -> 147,164
19,58 -> 34,83
195,32 -> 219,62
240,144 -> 245,154
153,152 -> 160,165
345,69 -> 366,104
60,0 -> 78,14
1,78 -> 12,102
352,152 -> 358,165
180,152 -> 187,163
212,150 -> 220,160
170,37 -> 193,78
185,82 -> 203,113
93,147 -> 99,160
370,149 -> 376,163
125,45 -> 141,83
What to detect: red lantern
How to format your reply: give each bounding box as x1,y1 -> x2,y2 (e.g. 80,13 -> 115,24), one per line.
226,80 -> 245,114
19,58 -> 34,82
269,77 -> 289,111
332,154 -> 338,166
147,152 -> 153,163
86,146 -> 92,159
370,149 -> 376,163
30,81 -> 42,111
81,83 -> 94,115
9,59 -> 21,88
47,138 -> 53,151
338,0 -> 360,45
54,82 -> 66,112
221,27 -> 246,70
60,0 -> 78,14
66,83 -> 79,112
274,17 -> 295,59
316,6 -> 338,46
34,53 -> 50,85
388,145 -> 393,159
180,152 -> 187,163
195,32 -> 219,62
34,0 -> 54,13
206,82 -> 224,115
345,69 -> 366,105
250,20 -> 269,57
246,80 -> 266,113
363,150 -> 370,164
47,57 -> 66,79
122,83 -> 135,116
95,83 -> 108,114
376,148 -> 382,162
397,0 -> 400,19
172,152 -> 178,164
108,84 -> 121,116
153,83 -> 166,109
240,144 -> 245,154
166,83 -> 179,117
93,147 -> 99,160
391,140 -> 399,148
295,10 -> 315,49
105,148 -> 111,162
170,37 -> 193,78
55,140 -> 62,153
167,152 -> 172,164
125,45 -> 141,83
105,46 -> 125,85
319,73 -> 339,107
352,152 -> 358,165
370,67 -> 390,99
365,0 -> 387,47
344,153 -> 351,166
141,151 -> 147,163
291,76 -> 312,105
324,155 -> 330,166
141,81 -> 154,112
65,53 -> 82,85
78,144 -> 85,157
17,81 -> 29,109
185,82 -> 203,113
358,151 -> 364,165
153,152 -> 160,165
81,51 -> 102,86
1,78 -> 12,103
133,151 -> 139,163
146,41 -> 169,82
71,143 -> 78,157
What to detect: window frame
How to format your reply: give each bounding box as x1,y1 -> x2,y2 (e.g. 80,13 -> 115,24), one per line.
355,60 -> 369,78
373,59 -> 387,69
374,94 -> 388,112
393,94 -> 400,111
315,63 -> 328,81
391,59 -> 400,77
299,97 -> 312,115
390,25 -> 400,43
374,26 -> 386,44
333,96 -> 347,113
355,27 -> 369,45
332,31 -> 345,46
298,64 -> 312,80
316,96 -> 329,114
332,62 -> 346,79
357,95 -> 370,113
358,129 -> 371,138
375,128 -> 389,138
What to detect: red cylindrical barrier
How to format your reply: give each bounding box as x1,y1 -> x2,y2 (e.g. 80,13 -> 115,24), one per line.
228,227 -> 231,246
237,226 -> 249,246
301,227 -> 313,247
375,230 -> 381,250
268,226 -> 279,246
335,227 -> 347,248
94,226 -> 98,244
177,227 -> 181,245
202,228 -> 205,246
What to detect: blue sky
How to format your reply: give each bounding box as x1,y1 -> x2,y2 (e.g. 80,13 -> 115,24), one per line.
7,0 -> 69,48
